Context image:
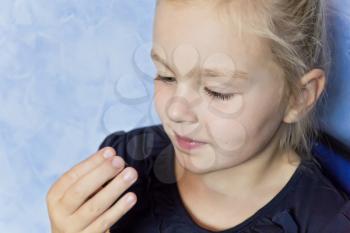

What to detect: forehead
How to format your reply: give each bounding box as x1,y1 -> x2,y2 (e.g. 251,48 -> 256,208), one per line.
152,0 -> 272,75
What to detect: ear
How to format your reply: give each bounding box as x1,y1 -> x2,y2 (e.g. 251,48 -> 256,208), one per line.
283,68 -> 326,123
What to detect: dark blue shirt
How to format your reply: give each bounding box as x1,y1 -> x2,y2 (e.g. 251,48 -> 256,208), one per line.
98,124 -> 350,233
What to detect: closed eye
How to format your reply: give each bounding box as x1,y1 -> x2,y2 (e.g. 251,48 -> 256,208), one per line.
154,75 -> 235,101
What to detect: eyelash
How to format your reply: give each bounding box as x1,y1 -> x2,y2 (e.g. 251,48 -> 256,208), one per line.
155,75 -> 235,101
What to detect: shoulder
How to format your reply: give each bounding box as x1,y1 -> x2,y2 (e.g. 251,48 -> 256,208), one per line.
290,157 -> 350,232
296,157 -> 349,204
321,201 -> 350,233
98,124 -> 169,153
97,124 -> 171,175
247,158 -> 350,233
97,123 -> 171,161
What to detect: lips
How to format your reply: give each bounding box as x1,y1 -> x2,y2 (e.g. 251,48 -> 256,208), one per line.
174,132 -> 206,151
174,131 -> 206,144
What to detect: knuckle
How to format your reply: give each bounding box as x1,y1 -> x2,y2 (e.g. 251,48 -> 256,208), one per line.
57,197 -> 71,212
46,189 -> 53,204
46,188 -> 58,207
67,185 -> 85,201
46,197 -> 54,211
87,200 -> 102,214
99,218 -> 110,230
66,170 -> 79,182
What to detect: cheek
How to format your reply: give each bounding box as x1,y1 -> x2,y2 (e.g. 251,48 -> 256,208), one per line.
246,81 -> 286,131
205,85 -> 285,155
207,119 -> 247,153
153,83 -> 169,119
207,95 -> 244,118
237,86 -> 286,149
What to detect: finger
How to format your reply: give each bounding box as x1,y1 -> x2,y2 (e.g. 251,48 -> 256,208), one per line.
48,147 -> 116,202
81,192 -> 137,233
71,167 -> 138,230
60,155 -> 125,214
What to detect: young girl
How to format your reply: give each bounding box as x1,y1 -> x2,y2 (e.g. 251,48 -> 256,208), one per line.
46,0 -> 350,232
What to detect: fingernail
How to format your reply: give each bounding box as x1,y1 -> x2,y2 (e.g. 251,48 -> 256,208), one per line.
103,149 -> 114,159
126,194 -> 136,205
123,170 -> 136,182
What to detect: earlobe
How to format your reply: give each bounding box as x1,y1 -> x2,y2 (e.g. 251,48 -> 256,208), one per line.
283,93 -> 303,123
283,109 -> 299,123
282,68 -> 326,123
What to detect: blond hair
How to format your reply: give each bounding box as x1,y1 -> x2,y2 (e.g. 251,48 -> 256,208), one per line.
158,0 -> 330,160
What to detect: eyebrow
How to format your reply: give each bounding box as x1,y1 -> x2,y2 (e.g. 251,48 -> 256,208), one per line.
150,49 -> 249,79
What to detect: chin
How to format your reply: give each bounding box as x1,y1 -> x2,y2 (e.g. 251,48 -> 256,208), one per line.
174,149 -> 220,175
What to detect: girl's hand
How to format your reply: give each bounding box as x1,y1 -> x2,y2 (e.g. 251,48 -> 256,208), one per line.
46,147 -> 138,233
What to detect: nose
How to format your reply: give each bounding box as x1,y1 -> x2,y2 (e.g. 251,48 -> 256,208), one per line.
166,89 -> 202,123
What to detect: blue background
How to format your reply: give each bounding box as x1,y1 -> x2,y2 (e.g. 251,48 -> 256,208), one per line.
0,1 -> 348,232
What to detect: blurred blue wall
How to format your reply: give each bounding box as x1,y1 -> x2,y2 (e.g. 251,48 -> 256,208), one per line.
318,0 -> 350,148
0,1 -> 158,232
0,0 -> 349,232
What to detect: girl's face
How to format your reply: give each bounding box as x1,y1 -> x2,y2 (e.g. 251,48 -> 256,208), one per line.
152,1 -> 288,174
